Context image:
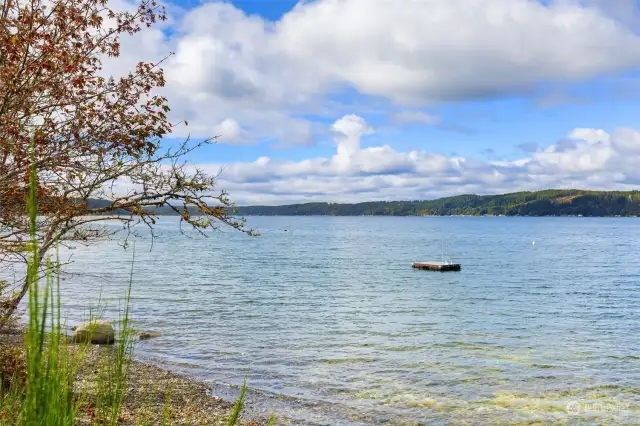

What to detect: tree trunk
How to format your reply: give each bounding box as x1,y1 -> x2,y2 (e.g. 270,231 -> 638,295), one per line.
0,276 -> 28,327
0,248 -> 46,326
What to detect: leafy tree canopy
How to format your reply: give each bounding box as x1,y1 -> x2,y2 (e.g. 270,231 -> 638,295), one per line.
0,0 -> 250,321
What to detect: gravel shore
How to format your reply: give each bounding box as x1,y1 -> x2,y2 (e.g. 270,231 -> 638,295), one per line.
1,328 -> 277,426
77,346 -> 268,425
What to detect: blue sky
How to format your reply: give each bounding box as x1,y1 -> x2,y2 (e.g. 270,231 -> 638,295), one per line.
115,0 -> 640,204
225,0 -> 299,20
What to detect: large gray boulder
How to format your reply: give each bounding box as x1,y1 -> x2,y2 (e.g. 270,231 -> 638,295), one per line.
72,319 -> 114,344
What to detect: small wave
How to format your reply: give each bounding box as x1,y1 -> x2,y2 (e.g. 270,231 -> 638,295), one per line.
321,357 -> 377,364
385,345 -> 425,352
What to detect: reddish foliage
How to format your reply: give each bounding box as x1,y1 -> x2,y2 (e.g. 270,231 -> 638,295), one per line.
0,0 -> 171,212
0,0 -> 253,321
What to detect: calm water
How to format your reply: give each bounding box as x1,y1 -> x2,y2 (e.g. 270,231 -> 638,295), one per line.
51,217 -> 640,424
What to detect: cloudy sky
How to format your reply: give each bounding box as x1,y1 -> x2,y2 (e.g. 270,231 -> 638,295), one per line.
112,0 -> 640,205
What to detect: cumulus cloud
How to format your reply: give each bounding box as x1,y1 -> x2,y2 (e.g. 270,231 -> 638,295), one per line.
273,0 -> 640,104
331,114 -> 373,157
610,127 -> 640,153
97,0 -> 640,203
189,117 -> 640,204
104,0 -> 640,144
558,0 -> 640,27
213,118 -> 249,144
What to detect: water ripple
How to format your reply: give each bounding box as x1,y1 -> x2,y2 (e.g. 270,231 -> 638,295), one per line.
24,216 -> 640,424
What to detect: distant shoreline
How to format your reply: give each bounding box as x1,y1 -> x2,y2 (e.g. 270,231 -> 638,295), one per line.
232,189 -> 640,217
86,189 -> 640,218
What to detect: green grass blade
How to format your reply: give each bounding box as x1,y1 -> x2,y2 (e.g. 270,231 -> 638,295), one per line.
226,379 -> 247,426
266,398 -> 280,426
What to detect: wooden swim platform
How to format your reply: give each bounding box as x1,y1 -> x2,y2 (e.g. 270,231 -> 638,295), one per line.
412,261 -> 461,272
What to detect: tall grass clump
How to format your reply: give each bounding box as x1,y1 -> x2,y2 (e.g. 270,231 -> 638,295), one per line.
0,147 -> 84,425
92,261 -> 135,426
0,144 -> 252,425
0,145 -> 134,426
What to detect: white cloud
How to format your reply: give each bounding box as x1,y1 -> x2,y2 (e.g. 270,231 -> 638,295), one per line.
96,0 -> 640,202
273,0 -> 640,104
568,128 -> 611,144
331,114 -> 373,158
213,118 -> 249,144
104,0 -> 640,144
555,0 -> 640,27
611,127 -> 640,153
198,117 -> 640,204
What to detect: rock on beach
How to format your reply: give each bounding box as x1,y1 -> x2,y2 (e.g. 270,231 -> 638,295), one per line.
72,320 -> 114,344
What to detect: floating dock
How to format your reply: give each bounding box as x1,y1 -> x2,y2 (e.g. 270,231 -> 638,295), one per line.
412,261 -> 461,272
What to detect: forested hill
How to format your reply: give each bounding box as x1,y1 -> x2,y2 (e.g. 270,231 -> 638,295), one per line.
233,190 -> 640,217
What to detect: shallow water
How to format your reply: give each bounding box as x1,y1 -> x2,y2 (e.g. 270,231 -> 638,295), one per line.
42,217 -> 640,423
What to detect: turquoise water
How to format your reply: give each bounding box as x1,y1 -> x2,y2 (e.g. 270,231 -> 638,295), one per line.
54,216 -> 639,424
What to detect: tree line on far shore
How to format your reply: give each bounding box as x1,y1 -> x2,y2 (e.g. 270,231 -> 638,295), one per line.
228,189 -> 640,217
